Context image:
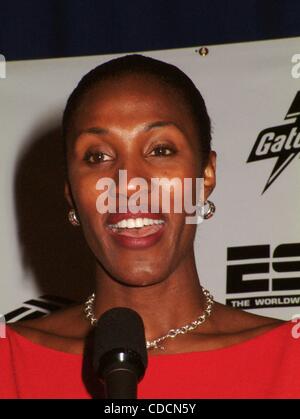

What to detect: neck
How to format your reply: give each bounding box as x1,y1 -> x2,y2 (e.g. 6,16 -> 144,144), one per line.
91,251 -> 210,344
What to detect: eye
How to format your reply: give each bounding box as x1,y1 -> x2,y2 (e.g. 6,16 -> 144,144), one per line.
83,151 -> 113,164
149,144 -> 177,157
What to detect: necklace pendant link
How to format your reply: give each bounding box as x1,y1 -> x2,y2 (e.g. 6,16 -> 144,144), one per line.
168,329 -> 178,338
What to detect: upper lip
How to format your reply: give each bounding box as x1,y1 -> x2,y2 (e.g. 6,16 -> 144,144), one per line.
106,211 -> 167,225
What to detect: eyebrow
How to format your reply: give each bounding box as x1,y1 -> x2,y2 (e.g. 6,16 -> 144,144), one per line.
143,121 -> 182,132
77,127 -> 109,137
75,120 -> 184,142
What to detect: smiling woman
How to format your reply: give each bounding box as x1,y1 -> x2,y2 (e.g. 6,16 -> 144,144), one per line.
1,54 -> 299,399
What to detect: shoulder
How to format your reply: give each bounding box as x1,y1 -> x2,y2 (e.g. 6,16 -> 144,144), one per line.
194,302 -> 288,351
10,303 -> 85,335
178,303 -> 297,355
209,302 -> 285,334
213,304 -> 300,355
7,304 -> 88,354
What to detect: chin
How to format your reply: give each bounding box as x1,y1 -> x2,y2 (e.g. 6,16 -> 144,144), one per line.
91,236 -> 175,287
110,266 -> 170,288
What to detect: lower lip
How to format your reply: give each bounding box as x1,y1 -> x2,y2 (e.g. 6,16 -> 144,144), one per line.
106,223 -> 166,249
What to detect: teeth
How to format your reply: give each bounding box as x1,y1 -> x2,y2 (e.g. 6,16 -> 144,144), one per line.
119,219 -> 127,228
135,218 -> 144,228
127,219 -> 136,229
108,217 -> 165,229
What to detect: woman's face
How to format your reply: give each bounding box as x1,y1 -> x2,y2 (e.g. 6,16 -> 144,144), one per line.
65,74 -> 215,286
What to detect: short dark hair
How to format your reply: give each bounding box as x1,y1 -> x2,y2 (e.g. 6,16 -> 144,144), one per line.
62,54 -> 212,169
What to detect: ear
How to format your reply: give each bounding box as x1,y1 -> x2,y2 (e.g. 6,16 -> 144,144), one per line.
64,181 -> 74,208
203,151 -> 216,201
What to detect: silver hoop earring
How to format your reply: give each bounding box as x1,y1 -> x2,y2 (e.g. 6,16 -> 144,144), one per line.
203,200 -> 216,220
68,208 -> 80,226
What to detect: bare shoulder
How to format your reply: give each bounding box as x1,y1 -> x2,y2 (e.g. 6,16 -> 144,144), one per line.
9,303 -> 88,353
168,302 -> 288,354
210,302 -> 286,337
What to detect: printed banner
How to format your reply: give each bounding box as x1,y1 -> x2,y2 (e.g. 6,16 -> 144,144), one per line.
0,37 -> 299,320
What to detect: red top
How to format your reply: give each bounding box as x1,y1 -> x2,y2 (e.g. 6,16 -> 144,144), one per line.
0,321 -> 299,399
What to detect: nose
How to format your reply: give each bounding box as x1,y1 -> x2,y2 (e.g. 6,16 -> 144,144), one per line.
115,156 -> 151,211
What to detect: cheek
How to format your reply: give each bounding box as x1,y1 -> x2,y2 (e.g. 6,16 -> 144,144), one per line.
165,170 -> 201,214
171,212 -> 197,237
71,175 -> 111,257
69,172 -> 102,222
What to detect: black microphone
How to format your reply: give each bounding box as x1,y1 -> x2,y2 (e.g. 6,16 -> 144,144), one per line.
93,307 -> 148,399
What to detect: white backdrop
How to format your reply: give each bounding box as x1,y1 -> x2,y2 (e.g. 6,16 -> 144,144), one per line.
1,37 -> 299,320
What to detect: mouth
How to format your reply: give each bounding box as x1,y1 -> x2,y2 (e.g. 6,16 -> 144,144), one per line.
105,213 -> 167,249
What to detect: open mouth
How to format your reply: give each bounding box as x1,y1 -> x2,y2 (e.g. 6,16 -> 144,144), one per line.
105,214 -> 167,249
107,217 -> 165,237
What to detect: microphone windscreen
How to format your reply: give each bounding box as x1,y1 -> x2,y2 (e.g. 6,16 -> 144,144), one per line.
93,307 -> 148,375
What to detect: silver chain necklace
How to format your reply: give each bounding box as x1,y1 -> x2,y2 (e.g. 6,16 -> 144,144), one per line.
84,287 -> 214,350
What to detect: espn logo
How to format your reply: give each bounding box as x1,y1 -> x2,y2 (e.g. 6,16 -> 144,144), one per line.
226,243 -> 300,309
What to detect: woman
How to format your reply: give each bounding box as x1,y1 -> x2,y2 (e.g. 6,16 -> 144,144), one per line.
1,54 -> 298,399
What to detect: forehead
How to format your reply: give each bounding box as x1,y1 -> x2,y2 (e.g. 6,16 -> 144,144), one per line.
71,74 -> 197,137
